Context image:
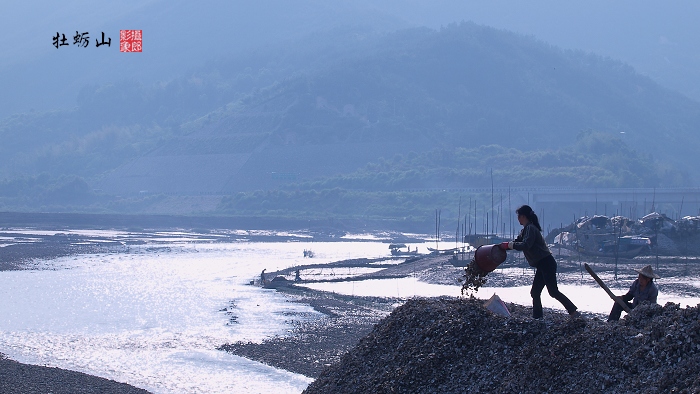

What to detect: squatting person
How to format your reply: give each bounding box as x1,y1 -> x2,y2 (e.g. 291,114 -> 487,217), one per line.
607,265 -> 659,322
500,205 -> 580,319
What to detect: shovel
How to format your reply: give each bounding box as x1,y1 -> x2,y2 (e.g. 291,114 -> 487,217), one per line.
584,263 -> 631,313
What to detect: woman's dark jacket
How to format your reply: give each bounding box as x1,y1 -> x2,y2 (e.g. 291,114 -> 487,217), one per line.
513,222 -> 552,267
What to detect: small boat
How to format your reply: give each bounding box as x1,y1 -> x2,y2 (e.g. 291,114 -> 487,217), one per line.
426,247 -> 460,255
389,243 -> 419,256
264,276 -> 291,288
462,234 -> 509,248
576,235 -> 651,258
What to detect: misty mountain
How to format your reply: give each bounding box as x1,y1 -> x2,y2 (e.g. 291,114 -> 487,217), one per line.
4,0 -> 700,123
367,0 -> 700,103
2,22 -> 700,215
92,22 -> 700,195
216,130 -> 686,221
0,0 -> 407,118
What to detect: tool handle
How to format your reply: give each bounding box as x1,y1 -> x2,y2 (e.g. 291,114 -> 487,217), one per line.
584,263 -> 632,313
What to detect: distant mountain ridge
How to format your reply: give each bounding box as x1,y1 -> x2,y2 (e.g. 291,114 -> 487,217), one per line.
2,22 -> 700,215
97,22 -> 700,194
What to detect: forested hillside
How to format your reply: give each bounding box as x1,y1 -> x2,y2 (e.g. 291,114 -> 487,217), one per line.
219,130 -> 685,220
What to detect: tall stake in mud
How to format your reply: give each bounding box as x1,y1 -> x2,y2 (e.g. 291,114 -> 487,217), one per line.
655,215 -> 659,271
464,215 -> 467,249
485,207 -> 488,237
467,198 -> 472,252
508,187 -> 512,239
614,210 -> 621,280
500,193 -> 503,237
490,168 -> 494,236
435,209 -> 441,251
559,222 -> 562,260
456,196 -> 461,249
576,214 -> 583,284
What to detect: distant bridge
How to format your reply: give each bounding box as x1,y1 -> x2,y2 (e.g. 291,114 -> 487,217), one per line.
527,187 -> 700,204
401,187 -> 700,228
401,187 -> 700,206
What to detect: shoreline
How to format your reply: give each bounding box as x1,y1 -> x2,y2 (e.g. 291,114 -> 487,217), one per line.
2,230 -> 700,392
219,287 -> 398,378
0,211 -> 433,236
0,353 -> 149,394
217,252 -> 700,379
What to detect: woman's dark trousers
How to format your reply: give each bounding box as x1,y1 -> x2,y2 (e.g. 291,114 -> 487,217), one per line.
530,255 -> 578,318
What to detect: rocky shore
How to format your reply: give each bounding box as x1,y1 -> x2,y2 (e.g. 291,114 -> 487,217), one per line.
303,298 -> 700,393
217,255 -> 455,378
220,252 -> 700,392
0,354 -> 149,394
219,287 -> 399,378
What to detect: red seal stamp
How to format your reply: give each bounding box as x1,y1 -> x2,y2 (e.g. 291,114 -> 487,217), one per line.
120,30 -> 142,52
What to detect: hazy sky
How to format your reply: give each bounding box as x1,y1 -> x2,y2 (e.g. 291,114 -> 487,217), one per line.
375,0 -> 700,100
1,1 -> 698,117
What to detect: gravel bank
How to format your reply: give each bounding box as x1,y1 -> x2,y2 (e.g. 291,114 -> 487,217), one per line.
0,354 -> 150,394
304,298 -> 700,393
219,288 -> 397,378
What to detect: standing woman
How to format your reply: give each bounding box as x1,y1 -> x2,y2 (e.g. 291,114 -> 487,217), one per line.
500,205 -> 580,319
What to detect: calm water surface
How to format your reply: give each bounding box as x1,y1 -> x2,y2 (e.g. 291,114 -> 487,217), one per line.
0,240 -> 393,393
